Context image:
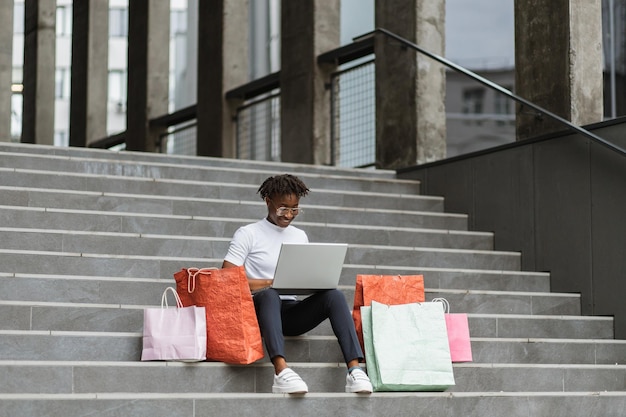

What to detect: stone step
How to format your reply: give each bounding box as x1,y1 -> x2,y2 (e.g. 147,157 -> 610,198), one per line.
0,160 -> 420,195
0,280 -> 582,317
1,361 -> 625,395
0,266 -> 551,296
0,142 -> 400,180
0,228 -> 508,269
0,221 -> 492,252
0,149 -> 414,187
0,250 -> 528,282
0,180 -> 443,212
0,299 -> 609,339
0,202 -> 468,231
0,274 -> 557,309
0,241 -> 521,275
0,391 -> 624,417
2,331 -> 624,364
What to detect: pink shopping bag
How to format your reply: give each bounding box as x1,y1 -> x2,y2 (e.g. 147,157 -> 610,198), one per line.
432,298 -> 473,362
141,287 -> 207,361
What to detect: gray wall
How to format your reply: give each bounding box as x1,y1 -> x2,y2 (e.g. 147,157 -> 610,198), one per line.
398,118 -> 626,337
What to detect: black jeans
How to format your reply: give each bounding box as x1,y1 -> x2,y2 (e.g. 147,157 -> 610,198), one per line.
253,288 -> 363,364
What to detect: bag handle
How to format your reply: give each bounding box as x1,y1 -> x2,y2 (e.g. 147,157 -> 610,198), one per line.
161,287 -> 184,309
431,297 -> 450,313
185,267 -> 219,294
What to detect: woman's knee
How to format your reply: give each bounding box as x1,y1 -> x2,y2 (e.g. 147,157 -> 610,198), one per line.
322,289 -> 348,308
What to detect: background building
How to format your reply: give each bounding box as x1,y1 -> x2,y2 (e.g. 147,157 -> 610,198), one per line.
7,1 -> 623,160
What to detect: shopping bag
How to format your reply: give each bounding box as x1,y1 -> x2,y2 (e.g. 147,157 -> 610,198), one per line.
361,301 -> 455,391
174,266 -> 264,365
141,287 -> 207,361
352,274 -> 425,350
432,298 -> 473,362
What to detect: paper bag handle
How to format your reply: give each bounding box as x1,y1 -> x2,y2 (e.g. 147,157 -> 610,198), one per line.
161,287 -> 184,309
185,267 -> 219,294
431,297 -> 450,313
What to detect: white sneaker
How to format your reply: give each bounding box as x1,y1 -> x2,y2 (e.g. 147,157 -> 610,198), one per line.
272,368 -> 309,394
345,368 -> 373,393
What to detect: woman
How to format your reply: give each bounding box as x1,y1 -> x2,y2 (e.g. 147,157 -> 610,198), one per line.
222,174 -> 372,394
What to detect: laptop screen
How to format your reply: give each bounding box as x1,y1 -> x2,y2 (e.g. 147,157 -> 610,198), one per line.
270,242 -> 349,295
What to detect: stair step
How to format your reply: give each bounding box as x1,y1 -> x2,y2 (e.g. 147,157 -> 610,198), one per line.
0,228 -> 503,268
0,183 -> 444,212
0,143 -> 401,180
0,361 -> 625,394
0,202 -> 468,231
2,331 -> 623,364
0,251 -> 533,282
0,298 -> 601,337
0,223 -> 493,251
0,246 -> 521,277
1,391 -> 624,417
0,267 -> 551,296
0,274 -> 561,312
0,163 -> 421,196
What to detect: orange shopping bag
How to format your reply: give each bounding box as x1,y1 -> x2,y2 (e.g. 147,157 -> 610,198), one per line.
352,274 -> 425,351
174,266 -> 264,365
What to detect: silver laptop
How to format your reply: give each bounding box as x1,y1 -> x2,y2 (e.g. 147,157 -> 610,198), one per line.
270,242 -> 349,295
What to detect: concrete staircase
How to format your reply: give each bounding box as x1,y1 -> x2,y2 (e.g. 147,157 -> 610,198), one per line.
0,142 -> 625,416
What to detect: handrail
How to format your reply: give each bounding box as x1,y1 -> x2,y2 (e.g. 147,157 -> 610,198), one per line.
89,131 -> 126,149
361,27 -> 626,156
225,72 -> 280,101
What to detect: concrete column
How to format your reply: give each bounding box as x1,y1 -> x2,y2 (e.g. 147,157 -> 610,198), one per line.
22,0 -> 56,145
515,0 -> 604,140
126,1 -> 170,152
0,0 -> 13,142
375,0 -> 446,169
196,0 -> 248,158
280,0 -> 339,165
69,0 -> 109,147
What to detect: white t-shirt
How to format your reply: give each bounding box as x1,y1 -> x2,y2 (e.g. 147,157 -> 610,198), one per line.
224,218 -> 308,280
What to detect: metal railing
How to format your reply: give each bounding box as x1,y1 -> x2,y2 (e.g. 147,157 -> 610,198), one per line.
89,28 -> 626,161
365,28 -> 625,157
234,93 -> 281,161
159,121 -> 197,155
330,59 -> 376,168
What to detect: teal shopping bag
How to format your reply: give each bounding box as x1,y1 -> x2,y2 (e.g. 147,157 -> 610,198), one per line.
361,301 -> 455,391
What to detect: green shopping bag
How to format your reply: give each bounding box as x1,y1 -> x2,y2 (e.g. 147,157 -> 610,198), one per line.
361,301 -> 455,391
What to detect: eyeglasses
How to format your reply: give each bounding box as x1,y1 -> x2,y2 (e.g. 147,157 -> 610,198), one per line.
269,200 -> 303,216
275,206 -> 303,216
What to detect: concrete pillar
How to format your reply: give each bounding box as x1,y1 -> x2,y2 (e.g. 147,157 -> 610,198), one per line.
126,1 -> 170,152
196,0 -> 248,158
69,1 -> 109,147
22,0 -> 56,145
515,0 -> 604,140
280,0 -> 339,165
0,0 -> 13,142
375,0 -> 446,169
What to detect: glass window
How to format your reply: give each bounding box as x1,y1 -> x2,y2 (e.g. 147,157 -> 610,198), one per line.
108,70 -> 127,109
55,68 -> 70,99
14,2 -> 24,34
462,87 -> 485,114
56,5 -> 72,36
11,93 -> 23,141
54,130 -> 68,147
494,85 -> 513,115
109,8 -> 128,38
171,10 -> 187,35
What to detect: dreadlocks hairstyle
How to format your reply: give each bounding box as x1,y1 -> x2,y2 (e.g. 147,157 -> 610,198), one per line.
257,174 -> 310,200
